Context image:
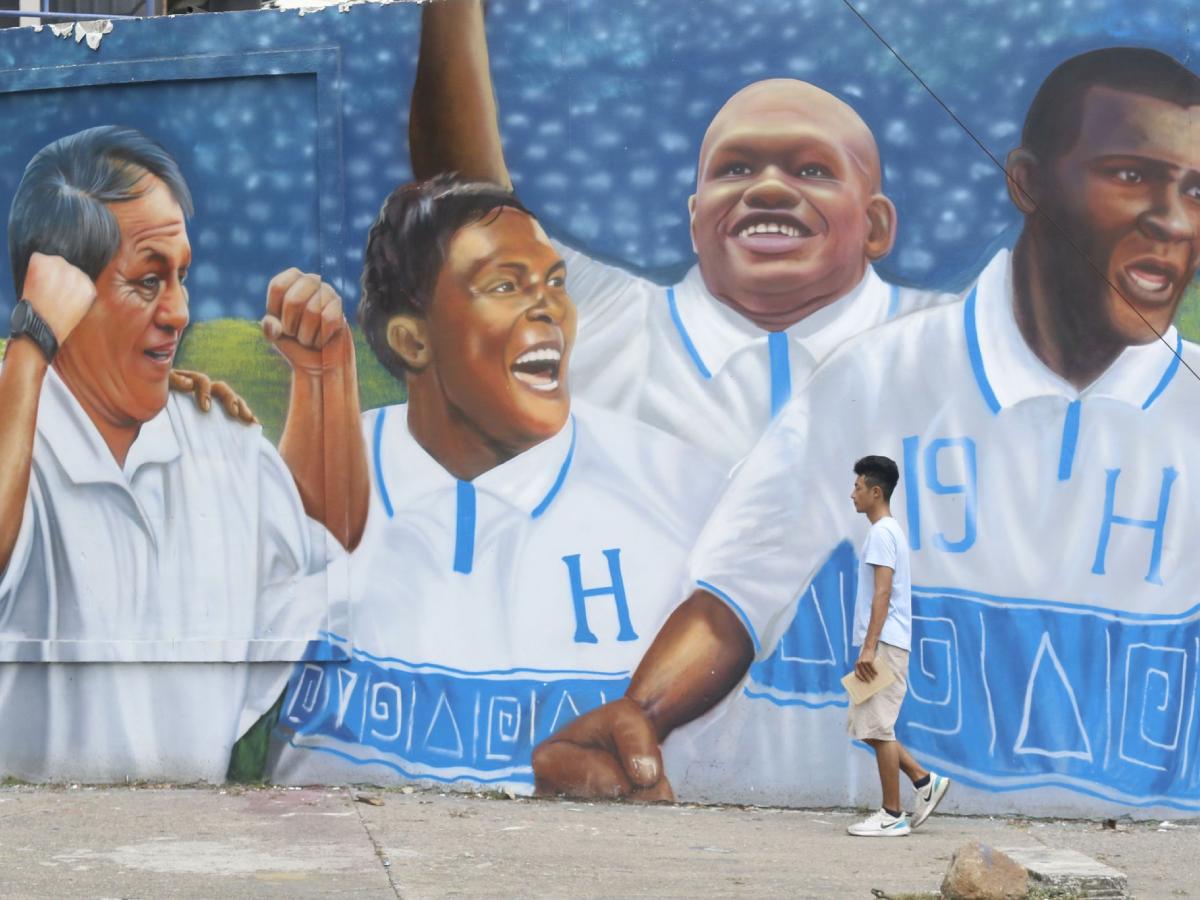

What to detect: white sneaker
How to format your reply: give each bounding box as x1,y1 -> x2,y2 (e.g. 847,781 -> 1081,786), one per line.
911,772 -> 950,828
847,808 -> 911,837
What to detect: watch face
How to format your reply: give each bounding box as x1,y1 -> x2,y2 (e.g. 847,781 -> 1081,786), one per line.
10,300 -> 31,335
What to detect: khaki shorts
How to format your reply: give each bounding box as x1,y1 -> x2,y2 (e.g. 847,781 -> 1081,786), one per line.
847,642 -> 909,741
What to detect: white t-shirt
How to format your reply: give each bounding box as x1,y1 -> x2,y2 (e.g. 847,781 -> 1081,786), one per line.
853,516 -> 911,651
267,400 -> 724,792
558,243 -> 953,468
680,248 -> 1199,813
0,368 -> 335,782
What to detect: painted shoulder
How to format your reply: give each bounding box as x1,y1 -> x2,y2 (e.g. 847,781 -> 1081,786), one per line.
1164,336 -> 1200,402
359,402 -> 413,480
570,399 -> 727,523
1179,336 -> 1200,365
813,298 -> 969,390
360,402 -> 400,437
891,283 -> 961,319
166,390 -> 270,465
361,400 -> 423,458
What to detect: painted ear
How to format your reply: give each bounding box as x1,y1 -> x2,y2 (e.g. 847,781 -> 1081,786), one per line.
1005,148 -> 1040,215
687,193 -> 699,255
385,313 -> 431,371
864,193 -> 897,261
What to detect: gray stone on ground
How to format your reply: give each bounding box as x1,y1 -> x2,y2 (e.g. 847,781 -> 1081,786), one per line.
1002,846 -> 1130,899
941,840 -> 1030,900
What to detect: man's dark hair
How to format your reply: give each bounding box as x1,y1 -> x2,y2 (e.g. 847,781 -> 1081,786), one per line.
1022,47 -> 1200,163
854,455 -> 899,502
8,125 -> 193,299
358,174 -> 535,383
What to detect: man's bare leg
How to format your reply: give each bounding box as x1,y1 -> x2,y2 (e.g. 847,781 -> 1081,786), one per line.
866,738 -> 902,812
897,742 -> 929,787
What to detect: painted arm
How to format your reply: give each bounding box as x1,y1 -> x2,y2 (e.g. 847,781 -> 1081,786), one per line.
0,253 -> 96,573
0,341 -> 48,575
262,269 -> 368,551
409,0 -> 511,187
532,589 -> 755,799
853,564 -> 894,682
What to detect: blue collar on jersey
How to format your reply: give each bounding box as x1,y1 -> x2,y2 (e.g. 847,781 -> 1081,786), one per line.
666,286 -> 793,420
372,409 -> 578,574
665,280 -> 901,421
964,285 -> 1182,416
965,282 -> 1183,483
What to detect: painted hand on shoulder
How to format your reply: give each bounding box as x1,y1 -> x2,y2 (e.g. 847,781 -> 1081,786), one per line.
531,697 -> 675,802
22,252 -> 97,345
168,369 -> 257,424
261,268 -> 353,375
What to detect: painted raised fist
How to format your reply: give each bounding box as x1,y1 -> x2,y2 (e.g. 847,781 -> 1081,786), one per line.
21,252 -> 98,345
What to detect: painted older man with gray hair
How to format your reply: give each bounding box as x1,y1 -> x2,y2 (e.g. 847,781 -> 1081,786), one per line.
0,125 -> 360,782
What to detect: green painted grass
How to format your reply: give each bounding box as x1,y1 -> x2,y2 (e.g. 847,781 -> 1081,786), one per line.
1,320 -> 406,444
173,319 -> 406,444
1176,280 -> 1200,347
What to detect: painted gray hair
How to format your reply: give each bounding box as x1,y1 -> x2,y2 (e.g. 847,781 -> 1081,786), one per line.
8,125 -> 194,298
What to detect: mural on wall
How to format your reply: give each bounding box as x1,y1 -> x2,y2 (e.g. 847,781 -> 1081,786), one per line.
0,0 -> 1196,817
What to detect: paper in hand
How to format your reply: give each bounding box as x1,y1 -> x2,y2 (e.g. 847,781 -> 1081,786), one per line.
841,657 -> 896,705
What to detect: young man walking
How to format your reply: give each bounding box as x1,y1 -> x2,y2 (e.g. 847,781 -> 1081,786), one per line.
847,456 -> 949,836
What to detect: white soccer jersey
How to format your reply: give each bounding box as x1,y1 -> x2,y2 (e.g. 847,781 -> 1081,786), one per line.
268,400 -> 724,791
681,249 -> 1200,814
558,243 -> 953,468
0,367 -> 335,783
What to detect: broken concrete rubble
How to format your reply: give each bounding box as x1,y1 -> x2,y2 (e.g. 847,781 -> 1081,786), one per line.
941,841 -> 1030,900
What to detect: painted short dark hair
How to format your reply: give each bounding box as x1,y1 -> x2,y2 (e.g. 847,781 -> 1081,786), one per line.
358,175 -> 536,383
1022,47 -> 1200,163
854,455 -> 899,502
8,125 -> 194,299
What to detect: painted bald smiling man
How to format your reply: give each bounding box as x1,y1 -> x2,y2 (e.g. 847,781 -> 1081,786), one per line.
690,79 -> 898,331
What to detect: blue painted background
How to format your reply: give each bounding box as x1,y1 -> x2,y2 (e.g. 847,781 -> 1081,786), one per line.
0,0 -> 1195,323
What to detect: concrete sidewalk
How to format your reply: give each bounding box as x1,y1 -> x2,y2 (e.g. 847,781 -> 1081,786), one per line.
0,785 -> 1194,899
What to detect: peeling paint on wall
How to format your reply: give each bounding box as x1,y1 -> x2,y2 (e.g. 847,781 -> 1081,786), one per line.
40,19 -> 113,49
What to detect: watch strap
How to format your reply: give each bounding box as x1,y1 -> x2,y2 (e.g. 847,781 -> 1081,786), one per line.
10,299 -> 59,363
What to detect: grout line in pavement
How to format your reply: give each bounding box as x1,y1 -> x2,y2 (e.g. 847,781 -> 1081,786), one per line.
349,792 -> 404,900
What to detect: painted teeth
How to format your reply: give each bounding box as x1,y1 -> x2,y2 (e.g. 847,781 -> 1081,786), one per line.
514,348 -> 562,366
739,222 -> 803,238
1128,269 -> 1168,292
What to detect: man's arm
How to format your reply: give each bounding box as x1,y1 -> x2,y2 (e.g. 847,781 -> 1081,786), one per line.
0,339 -> 48,574
410,0 -> 510,186
628,590 -> 755,740
531,383 -> 850,800
853,564 -> 894,682
411,0 -> 657,355
262,269 -> 369,551
532,590 -> 754,799
0,253 -> 96,573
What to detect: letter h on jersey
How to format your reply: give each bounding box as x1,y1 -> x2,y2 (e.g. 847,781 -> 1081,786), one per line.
561,549 -> 639,644
1092,467 -> 1177,586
